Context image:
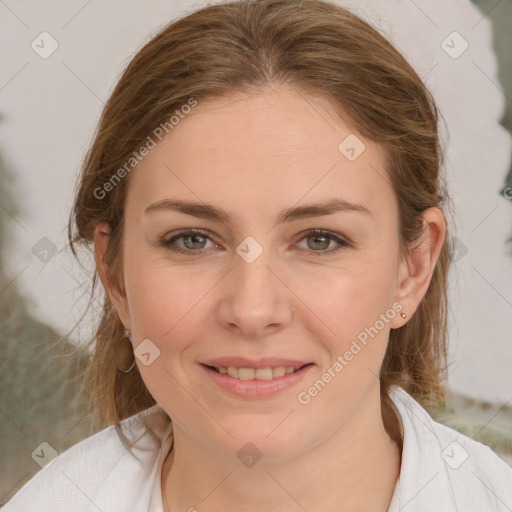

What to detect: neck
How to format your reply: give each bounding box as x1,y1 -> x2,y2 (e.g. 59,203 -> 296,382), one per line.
162,386 -> 401,512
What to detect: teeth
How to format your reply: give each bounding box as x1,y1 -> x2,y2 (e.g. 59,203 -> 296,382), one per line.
217,365 -> 299,380
238,367 -> 254,380
255,368 -> 273,380
273,366 -> 286,378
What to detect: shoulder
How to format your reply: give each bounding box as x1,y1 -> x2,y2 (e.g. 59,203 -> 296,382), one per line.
389,385 -> 512,511
1,404 -> 171,512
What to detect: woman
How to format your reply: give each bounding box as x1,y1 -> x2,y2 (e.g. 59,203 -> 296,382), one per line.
4,0 -> 511,510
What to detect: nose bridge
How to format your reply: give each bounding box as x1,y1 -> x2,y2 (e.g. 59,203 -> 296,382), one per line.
218,235 -> 293,336
234,235 -> 280,307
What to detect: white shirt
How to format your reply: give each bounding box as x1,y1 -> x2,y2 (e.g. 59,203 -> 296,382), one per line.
2,385 -> 511,512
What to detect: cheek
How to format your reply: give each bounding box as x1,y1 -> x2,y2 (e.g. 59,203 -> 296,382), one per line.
124,261 -> 210,419
125,251 -> 210,340
303,262 -> 398,372
306,261 -> 396,328
124,257 -> 223,402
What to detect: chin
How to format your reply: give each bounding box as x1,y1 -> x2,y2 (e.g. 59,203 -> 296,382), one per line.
203,420 -> 307,462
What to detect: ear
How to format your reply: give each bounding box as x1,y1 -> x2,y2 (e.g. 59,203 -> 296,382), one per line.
391,207 -> 446,328
94,222 -> 131,330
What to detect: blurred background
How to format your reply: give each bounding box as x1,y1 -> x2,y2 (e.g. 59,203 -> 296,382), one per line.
1,0 -> 511,504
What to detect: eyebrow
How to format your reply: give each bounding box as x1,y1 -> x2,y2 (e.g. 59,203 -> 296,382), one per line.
143,198 -> 373,225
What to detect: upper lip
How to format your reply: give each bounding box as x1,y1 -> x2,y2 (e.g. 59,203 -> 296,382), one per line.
201,357 -> 312,369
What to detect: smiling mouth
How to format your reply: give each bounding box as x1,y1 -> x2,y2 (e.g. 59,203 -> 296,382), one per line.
203,363 -> 312,380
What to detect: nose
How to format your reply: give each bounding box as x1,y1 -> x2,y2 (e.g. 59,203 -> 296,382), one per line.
216,243 -> 294,340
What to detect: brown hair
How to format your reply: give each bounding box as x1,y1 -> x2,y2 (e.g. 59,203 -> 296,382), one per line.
68,0 -> 454,437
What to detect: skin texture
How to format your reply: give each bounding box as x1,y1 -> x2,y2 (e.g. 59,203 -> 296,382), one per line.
94,84 -> 446,511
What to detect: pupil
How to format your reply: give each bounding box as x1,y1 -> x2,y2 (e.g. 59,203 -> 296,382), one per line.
309,234 -> 328,250
186,235 -> 205,249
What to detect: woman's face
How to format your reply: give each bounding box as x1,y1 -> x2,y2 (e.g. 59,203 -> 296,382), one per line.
102,85 -> 432,459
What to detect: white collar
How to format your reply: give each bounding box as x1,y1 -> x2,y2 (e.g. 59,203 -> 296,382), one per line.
99,386 -> 512,512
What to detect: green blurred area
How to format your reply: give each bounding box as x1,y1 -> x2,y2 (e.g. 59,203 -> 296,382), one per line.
472,0 -> 512,199
0,145 -> 94,505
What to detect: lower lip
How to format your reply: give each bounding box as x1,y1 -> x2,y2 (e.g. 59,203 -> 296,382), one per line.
200,364 -> 314,399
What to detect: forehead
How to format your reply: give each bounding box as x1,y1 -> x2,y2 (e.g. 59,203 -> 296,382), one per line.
129,85 -> 395,227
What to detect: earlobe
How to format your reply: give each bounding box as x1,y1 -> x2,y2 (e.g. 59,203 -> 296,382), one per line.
392,207 -> 446,328
93,222 -> 131,329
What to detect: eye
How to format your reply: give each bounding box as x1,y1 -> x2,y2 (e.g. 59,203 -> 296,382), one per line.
161,228 -> 349,256
294,229 -> 349,256
161,229 -> 216,255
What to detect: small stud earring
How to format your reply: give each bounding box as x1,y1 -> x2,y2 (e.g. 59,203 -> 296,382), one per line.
125,329 -> 132,343
401,313 -> 406,319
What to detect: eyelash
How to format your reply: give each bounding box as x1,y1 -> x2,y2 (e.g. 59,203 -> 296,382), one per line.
160,228 -> 350,257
